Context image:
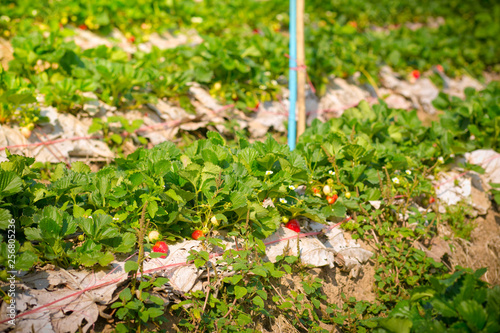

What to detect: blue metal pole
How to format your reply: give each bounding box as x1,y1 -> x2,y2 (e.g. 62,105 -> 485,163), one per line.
288,0 -> 297,151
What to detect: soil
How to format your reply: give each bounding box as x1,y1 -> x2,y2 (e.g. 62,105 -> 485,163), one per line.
262,234 -> 377,333
449,207 -> 500,285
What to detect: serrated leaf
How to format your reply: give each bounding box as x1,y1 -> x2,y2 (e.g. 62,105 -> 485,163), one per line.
98,251 -> 115,267
71,161 -> 91,173
0,209 -> 12,229
147,201 -> 158,218
0,171 -> 22,197
456,300 -> 487,330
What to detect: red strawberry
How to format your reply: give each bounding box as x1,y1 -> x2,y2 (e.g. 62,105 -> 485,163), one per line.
348,21 -> 358,28
285,219 -> 300,233
79,24 -> 88,30
429,197 -> 435,204
436,64 -> 444,72
412,70 -> 420,79
152,241 -> 168,258
128,35 -> 135,43
191,230 -> 204,240
326,194 -> 338,205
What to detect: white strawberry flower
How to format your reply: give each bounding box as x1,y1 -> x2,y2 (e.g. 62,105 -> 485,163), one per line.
392,177 -> 400,184
289,185 -> 296,190
328,170 -> 335,175
405,170 -> 412,175
265,170 -> 273,175
438,156 -> 444,164
279,198 -> 287,204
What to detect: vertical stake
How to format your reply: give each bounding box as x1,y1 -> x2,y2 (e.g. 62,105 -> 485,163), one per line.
296,0 -> 306,139
288,0 -> 297,151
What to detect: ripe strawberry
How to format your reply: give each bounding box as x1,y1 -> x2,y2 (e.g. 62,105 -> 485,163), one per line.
192,230 -> 204,240
128,35 -> 135,43
152,241 -> 168,258
412,70 -> 420,79
285,219 -> 300,233
79,24 -> 88,30
326,194 -> 338,205
436,64 -> 444,72
348,21 -> 358,28
429,197 -> 435,204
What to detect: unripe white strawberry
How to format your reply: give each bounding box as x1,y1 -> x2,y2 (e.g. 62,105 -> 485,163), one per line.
148,230 -> 160,242
20,127 -> 32,139
323,185 -> 331,195
210,216 -> 219,226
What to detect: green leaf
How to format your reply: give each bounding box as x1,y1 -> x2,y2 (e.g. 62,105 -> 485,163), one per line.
165,189 -> 184,203
120,288 -> 132,302
149,295 -> 164,306
278,301 -> 294,310
147,201 -> 158,218
253,296 -> 265,308
115,323 -> 129,333
237,313 -> 252,326
71,162 -> 91,173
98,252 -> 115,267
0,209 -> 12,229
147,307 -> 164,318
241,45 -> 262,58
16,250 -> 38,271
125,260 -> 139,273
456,300 -> 488,330
110,133 -> 123,144
113,232 -> 137,253
433,93 -> 450,110
378,317 -> 412,333
251,266 -> 267,277
0,171 -> 23,197
234,285 -> 248,299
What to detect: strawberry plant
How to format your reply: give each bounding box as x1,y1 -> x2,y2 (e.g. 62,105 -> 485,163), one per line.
111,269 -> 169,332
88,115 -> 147,154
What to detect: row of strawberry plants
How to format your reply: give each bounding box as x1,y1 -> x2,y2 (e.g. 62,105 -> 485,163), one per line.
1,0 -> 495,39
1,82 -> 498,275
1,0 -> 499,128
